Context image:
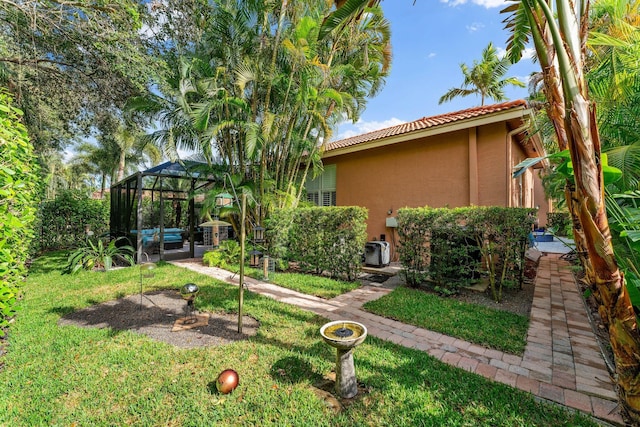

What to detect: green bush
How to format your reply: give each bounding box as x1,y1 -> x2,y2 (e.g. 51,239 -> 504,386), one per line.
202,240 -> 241,269
264,207 -> 294,263
398,206 -> 535,302
268,206 -> 367,281
547,211 -> 571,236
36,190 -> 109,252
468,207 -> 535,302
0,91 -> 39,336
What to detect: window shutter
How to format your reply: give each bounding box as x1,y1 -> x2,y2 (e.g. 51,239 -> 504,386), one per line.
307,192 -> 319,205
322,192 -> 331,207
306,176 -> 320,191
322,165 -> 336,189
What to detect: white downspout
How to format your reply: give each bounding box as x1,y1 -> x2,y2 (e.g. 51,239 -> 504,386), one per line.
506,123 -> 529,207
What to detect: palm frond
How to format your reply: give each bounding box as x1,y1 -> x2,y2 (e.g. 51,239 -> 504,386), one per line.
501,1 -> 532,63
606,141 -> 640,191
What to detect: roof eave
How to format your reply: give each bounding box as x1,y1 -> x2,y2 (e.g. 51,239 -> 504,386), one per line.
323,106 -> 533,159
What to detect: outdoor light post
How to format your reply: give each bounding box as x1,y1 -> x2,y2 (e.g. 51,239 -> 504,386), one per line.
253,226 -> 265,243
249,249 -> 263,268
238,193 -> 246,333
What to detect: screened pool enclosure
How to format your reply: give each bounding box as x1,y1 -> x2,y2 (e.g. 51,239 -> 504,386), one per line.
110,161 -> 225,262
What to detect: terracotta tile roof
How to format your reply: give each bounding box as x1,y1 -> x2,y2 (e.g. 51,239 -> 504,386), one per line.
325,99 -> 529,152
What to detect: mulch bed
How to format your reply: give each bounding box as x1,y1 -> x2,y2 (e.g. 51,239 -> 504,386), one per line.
453,258 -> 537,317
404,258 -> 538,317
58,290 -> 259,349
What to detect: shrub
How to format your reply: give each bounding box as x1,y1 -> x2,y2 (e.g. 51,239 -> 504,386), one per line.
268,206 -> 367,281
37,190 -> 109,252
398,206 -> 535,302
468,207 -> 534,302
0,92 -> 39,335
547,212 -> 571,236
202,240 -> 241,269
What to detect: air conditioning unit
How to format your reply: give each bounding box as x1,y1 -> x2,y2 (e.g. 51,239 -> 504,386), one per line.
364,241 -> 390,267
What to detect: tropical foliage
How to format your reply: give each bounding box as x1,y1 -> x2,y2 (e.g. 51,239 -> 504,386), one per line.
0,0 -> 156,153
0,91 -> 39,336
502,0 -> 640,419
202,240 -> 242,270
63,237 -> 134,274
132,0 -> 391,224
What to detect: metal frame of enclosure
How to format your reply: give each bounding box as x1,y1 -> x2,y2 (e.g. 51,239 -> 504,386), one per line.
110,161 -> 219,262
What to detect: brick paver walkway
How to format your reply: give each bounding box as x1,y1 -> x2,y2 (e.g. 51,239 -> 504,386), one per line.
172,254 -> 623,425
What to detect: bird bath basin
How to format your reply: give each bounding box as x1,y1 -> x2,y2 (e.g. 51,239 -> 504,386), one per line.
320,320 -> 367,398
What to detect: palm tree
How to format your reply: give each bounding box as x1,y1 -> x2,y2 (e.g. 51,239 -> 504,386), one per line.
72,141 -> 119,198
438,43 -> 525,106
325,0 -> 640,419
139,0 -> 391,225
503,0 -> 640,420
113,124 -> 162,183
318,0 -> 381,40
588,0 -> 640,190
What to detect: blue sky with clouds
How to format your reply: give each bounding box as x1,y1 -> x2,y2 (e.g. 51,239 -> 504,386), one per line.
335,0 -> 538,140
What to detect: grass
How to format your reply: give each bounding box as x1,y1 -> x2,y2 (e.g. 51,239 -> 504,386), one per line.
238,265 -> 360,299
0,251 -> 596,426
363,287 -> 529,355
257,271 -> 360,299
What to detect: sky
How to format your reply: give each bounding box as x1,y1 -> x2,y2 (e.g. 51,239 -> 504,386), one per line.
335,0 -> 538,140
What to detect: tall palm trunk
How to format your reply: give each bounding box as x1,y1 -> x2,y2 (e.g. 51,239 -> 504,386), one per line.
502,0 -> 640,420
117,150 -> 126,183
568,102 -> 640,417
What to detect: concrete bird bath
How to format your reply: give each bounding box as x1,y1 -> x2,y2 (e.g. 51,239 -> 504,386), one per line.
320,320 -> 368,398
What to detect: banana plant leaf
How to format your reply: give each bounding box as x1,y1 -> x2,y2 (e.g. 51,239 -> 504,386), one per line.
626,275 -> 640,316
513,149 -> 622,184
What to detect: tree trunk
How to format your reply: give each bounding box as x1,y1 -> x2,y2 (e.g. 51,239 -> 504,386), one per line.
568,101 -> 640,421
117,150 -> 126,183
564,182 -> 593,280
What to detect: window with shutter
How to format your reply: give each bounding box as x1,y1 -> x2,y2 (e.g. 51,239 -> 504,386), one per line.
304,165 -> 336,206
307,192 -> 319,205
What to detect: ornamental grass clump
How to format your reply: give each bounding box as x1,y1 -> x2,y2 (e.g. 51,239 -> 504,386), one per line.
63,237 -> 134,274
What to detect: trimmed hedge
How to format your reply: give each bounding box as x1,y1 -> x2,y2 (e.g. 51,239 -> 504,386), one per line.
0,92 -> 39,335
267,206 -> 367,281
398,206 -> 535,301
36,190 -> 110,252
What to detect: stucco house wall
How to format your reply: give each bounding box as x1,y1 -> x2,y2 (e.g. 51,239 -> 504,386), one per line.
311,100 -> 549,251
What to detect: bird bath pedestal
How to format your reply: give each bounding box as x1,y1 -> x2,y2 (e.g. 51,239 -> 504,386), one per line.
320,320 -> 368,399
180,283 -> 199,324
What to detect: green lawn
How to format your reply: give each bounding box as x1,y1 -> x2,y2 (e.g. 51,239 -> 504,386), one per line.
0,252 -> 595,426
253,270 -> 360,299
364,287 -> 529,355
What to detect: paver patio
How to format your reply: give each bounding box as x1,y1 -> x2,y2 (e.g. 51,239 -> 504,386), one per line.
172,254 -> 623,425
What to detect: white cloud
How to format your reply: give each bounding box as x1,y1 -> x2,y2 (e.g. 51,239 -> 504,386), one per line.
440,0 -> 507,8
337,118 -> 406,140
516,74 -> 534,85
522,47 -> 536,60
427,52 -> 437,59
495,46 -> 536,62
466,22 -> 484,33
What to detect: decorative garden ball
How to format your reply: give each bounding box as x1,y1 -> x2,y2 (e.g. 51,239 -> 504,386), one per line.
216,369 -> 239,394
